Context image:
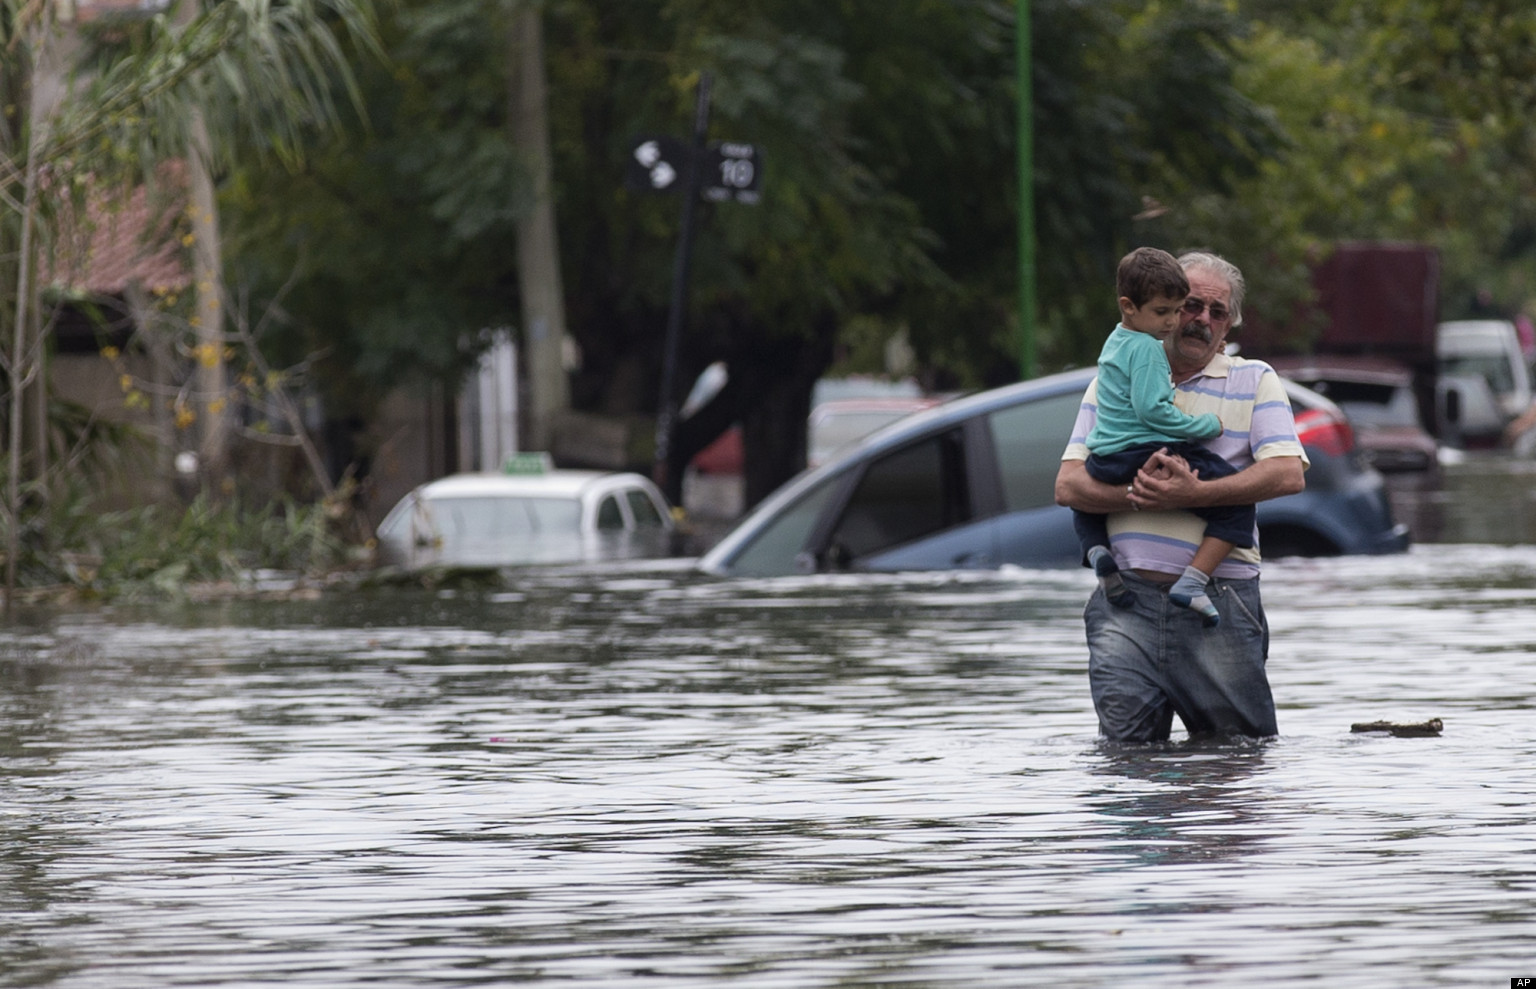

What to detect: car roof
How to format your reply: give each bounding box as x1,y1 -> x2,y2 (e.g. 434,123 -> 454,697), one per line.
1438,318 -> 1514,335
1267,355 -> 1415,386
794,362 -> 1328,476
416,470 -> 650,500
1437,319 -> 1518,350
821,363 -> 1339,472
809,396 -> 944,419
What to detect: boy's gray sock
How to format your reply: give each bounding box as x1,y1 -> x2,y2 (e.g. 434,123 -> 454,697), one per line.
1087,546 -> 1133,608
1168,565 -> 1220,627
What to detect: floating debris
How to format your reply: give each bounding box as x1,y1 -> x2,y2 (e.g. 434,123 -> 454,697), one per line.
1350,718 -> 1443,737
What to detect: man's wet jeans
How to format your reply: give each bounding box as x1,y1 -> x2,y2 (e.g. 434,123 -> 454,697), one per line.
1085,571 -> 1277,741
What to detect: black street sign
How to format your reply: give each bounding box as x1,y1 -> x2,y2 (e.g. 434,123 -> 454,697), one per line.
702,141 -> 761,204
625,135 -> 687,192
626,135 -> 761,205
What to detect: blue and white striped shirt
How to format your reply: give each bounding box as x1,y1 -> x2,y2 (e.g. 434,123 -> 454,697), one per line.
1062,352 -> 1309,578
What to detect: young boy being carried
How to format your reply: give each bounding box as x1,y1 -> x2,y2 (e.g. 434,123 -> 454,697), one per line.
1073,246 -> 1255,628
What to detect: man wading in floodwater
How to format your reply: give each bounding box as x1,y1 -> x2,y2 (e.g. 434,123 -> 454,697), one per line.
1053,252 -> 1308,742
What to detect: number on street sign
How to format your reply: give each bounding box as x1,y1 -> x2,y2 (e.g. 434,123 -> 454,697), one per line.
703,142 -> 761,204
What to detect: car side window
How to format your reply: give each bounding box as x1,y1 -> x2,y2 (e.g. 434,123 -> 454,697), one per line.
987,392 -> 1083,511
827,428 -> 969,562
625,490 -> 665,528
597,495 -> 625,531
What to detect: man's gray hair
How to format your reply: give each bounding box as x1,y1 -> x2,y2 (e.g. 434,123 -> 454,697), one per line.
1177,251 -> 1245,328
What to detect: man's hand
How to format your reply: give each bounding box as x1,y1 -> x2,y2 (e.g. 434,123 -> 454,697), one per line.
1129,449 -> 1198,511
1129,451 -> 1305,512
1058,450 -> 1304,515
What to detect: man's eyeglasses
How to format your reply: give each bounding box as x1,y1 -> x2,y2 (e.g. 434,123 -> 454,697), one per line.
1181,298 -> 1231,323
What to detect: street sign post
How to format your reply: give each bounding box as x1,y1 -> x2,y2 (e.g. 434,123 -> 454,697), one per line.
649,76 -> 712,500
623,91 -> 763,499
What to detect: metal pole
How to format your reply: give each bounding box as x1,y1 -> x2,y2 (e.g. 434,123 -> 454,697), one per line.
510,4 -> 571,454
1016,0 -> 1037,380
652,71 -> 712,494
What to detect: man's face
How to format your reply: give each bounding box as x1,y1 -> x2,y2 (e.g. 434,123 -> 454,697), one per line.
1168,268 -> 1233,371
1119,292 -> 1185,339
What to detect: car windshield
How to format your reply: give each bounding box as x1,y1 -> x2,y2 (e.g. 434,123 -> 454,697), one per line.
428,496 -> 582,538
1441,353 -> 1516,393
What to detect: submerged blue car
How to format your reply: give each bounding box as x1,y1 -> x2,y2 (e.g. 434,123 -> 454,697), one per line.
699,366 -> 1410,577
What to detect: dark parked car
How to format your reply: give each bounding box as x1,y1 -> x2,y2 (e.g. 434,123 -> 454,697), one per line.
1267,356 -> 1440,475
699,366 -> 1409,577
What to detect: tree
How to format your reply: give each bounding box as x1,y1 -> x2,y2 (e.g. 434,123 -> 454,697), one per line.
221,0 -> 1286,511
223,0 -> 530,435
226,0 -> 950,504
1,0 -> 381,601
1175,2 -> 1536,333
1338,1 -> 1536,314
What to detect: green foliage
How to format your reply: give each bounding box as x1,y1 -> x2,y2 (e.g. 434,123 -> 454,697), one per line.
1351,1 -> 1536,314
546,0 -> 958,402
1213,2 -> 1536,324
1027,0 -> 1282,370
5,486 -> 357,600
40,0 -> 383,178
222,0 -> 527,414
207,0 -> 1536,498
4,394 -> 155,482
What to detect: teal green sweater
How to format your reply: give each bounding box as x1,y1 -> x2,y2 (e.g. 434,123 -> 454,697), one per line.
1086,325 -> 1221,455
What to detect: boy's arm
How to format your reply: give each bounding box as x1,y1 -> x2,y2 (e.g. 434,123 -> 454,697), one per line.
1126,348 -> 1221,440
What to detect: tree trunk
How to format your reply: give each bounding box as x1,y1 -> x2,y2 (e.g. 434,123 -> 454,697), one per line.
509,2 -> 570,454
189,110 -> 229,487
7,9 -> 71,609
126,283 -> 178,503
668,318 -> 837,511
738,333 -> 833,510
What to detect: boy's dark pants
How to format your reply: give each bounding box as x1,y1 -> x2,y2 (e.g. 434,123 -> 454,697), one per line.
1073,441 -> 1255,562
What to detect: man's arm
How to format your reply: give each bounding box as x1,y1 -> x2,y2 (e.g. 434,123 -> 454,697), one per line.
1130,449 -> 1304,511
1055,458 -> 1136,513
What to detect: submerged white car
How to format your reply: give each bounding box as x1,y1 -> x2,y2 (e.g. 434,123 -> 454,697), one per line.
375,465 -> 675,571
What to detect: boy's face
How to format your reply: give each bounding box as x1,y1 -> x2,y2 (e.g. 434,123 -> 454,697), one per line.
1118,292 -> 1185,339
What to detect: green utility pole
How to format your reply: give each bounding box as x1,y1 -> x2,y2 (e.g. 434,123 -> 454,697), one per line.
1016,0 -> 1037,380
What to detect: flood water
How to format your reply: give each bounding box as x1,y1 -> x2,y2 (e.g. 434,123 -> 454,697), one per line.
3,456 -> 1536,987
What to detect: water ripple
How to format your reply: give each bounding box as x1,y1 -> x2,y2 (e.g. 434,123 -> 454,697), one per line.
2,545 -> 1535,987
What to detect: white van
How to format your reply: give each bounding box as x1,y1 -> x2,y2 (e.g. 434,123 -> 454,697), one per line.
1437,320 -> 1532,419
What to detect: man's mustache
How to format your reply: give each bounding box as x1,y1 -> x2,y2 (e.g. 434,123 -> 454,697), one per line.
1180,321 -> 1214,345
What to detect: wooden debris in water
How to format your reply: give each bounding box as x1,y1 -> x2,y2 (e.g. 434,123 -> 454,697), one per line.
1350,718 -> 1443,737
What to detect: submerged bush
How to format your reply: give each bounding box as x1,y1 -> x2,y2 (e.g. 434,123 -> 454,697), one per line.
4,486 -> 364,601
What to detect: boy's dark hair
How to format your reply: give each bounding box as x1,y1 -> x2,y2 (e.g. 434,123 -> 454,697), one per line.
1117,247 -> 1189,307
